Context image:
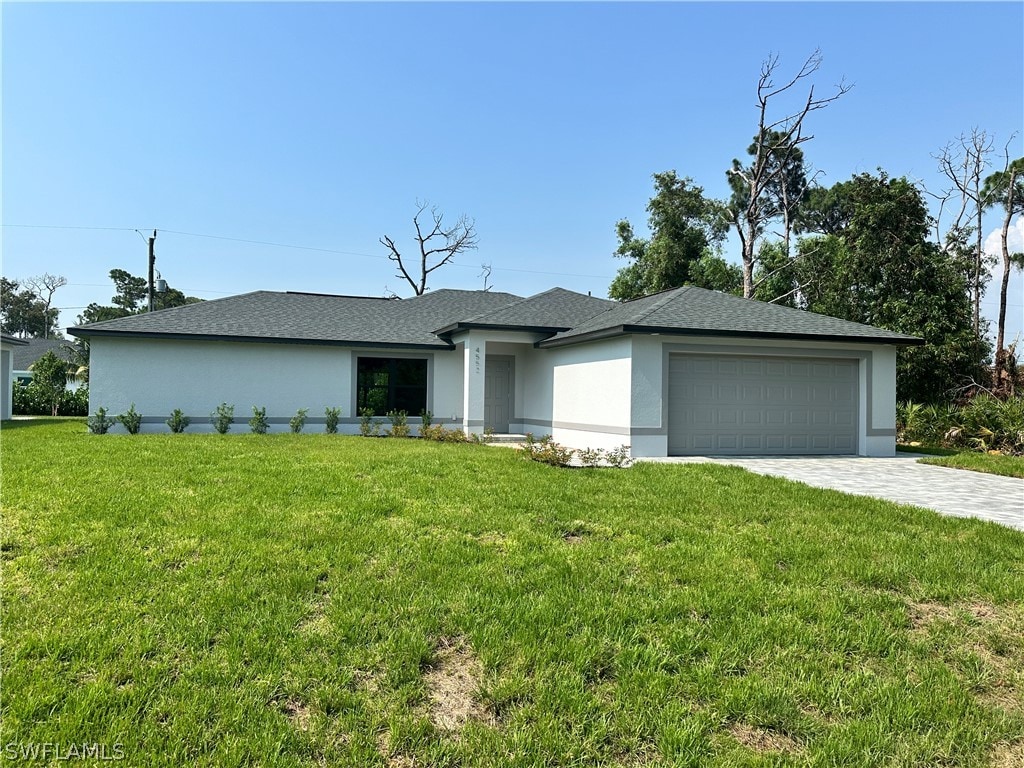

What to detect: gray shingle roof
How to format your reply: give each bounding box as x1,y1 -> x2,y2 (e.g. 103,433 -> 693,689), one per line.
539,285 -> 922,347
12,338 -> 76,369
69,284 -> 922,349
69,290 -> 523,348
435,287 -> 614,333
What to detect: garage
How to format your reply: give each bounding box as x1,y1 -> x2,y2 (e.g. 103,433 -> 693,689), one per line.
667,353 -> 859,456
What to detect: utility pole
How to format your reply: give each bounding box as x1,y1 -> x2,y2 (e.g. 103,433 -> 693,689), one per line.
147,230 -> 157,312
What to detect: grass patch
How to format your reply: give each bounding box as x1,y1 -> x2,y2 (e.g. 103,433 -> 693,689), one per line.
918,452 -> 1024,479
3,419 -> 1024,766
899,443 -> 1024,478
897,444 -> 961,456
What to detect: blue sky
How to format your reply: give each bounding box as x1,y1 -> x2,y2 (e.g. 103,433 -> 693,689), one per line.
3,2 -> 1022,343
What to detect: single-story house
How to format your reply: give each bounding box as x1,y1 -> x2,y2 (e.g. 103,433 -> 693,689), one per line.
69,286 -> 922,456
11,338 -> 83,390
1,334 -> 29,420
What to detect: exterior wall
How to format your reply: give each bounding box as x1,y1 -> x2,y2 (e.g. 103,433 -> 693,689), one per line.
431,342 -> 464,423
540,336 -> 635,452
88,337 -> 465,434
1,348 -> 13,420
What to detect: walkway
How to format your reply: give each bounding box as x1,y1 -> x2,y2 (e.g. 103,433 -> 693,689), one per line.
643,453 -> 1024,531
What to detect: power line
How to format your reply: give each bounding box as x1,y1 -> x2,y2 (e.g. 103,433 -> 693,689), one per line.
2,222 -> 617,281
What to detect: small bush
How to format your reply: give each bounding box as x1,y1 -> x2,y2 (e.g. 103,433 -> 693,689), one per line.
521,434 -> 574,467
249,406 -> 269,434
419,423 -> 468,443
289,408 -> 308,434
359,408 -> 381,437
387,409 -> 410,438
521,435 -> 633,469
324,407 -> 341,434
420,409 -> 433,429
604,445 -> 633,468
166,409 -> 190,433
211,403 -> 235,434
87,407 -> 116,435
118,403 -> 143,435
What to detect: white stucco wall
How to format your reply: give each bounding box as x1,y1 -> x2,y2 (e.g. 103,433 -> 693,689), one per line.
544,336 -> 634,451
1,348 -> 13,420
89,337 -> 353,432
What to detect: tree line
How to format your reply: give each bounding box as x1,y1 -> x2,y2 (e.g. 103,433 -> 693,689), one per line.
608,51 -> 1023,403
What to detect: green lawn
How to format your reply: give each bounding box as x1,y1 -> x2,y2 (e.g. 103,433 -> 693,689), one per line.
3,419 -> 1023,767
898,445 -> 1024,479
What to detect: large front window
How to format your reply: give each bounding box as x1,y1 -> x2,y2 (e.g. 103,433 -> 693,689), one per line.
356,357 -> 428,416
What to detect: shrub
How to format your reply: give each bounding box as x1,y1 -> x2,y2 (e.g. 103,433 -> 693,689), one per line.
419,423 -> 468,443
324,407 -> 341,434
420,409 -> 433,429
59,386 -> 89,417
521,434 -> 574,467
387,409 -> 410,438
899,395 -> 1024,455
166,409 -> 190,433
87,407 -> 115,435
604,445 -> 633,468
289,408 -> 308,434
521,435 -> 633,469
359,408 -> 381,437
249,406 -> 269,434
211,403 -> 235,434
118,403 -> 143,435
13,381 -> 88,416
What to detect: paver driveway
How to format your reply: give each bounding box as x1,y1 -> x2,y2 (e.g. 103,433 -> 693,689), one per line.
644,453 -> 1024,530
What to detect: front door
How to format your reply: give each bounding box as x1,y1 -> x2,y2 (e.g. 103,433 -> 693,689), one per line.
484,357 -> 512,433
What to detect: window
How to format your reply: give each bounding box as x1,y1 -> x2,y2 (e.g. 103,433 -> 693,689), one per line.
356,357 -> 428,416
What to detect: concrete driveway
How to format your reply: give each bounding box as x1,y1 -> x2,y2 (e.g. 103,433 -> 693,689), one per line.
643,453 -> 1024,531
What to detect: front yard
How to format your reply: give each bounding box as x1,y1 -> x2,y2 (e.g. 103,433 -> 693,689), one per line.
2,419 -> 1022,766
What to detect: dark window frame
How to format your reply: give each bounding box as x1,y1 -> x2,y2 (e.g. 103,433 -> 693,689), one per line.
356,356 -> 428,416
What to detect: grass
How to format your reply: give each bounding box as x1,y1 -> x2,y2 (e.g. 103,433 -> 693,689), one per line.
3,419 -> 1023,767
898,444 -> 1024,478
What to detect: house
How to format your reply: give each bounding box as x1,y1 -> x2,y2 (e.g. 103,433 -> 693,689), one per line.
11,338 -> 82,389
68,286 -> 922,456
1,334 -> 29,420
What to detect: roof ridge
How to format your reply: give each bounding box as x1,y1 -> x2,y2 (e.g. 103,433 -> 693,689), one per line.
457,287 -> 559,323
630,285 -> 691,325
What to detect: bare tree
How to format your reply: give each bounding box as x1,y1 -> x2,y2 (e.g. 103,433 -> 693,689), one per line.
380,201 -> 478,296
982,139 -> 1024,394
727,49 -> 851,298
934,129 -> 995,336
25,273 -> 68,339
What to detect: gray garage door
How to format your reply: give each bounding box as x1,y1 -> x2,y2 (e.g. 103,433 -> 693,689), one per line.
667,354 -> 858,455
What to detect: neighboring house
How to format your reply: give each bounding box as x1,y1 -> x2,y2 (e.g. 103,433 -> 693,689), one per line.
69,286 -> 922,456
11,338 -> 82,390
1,334 -> 29,420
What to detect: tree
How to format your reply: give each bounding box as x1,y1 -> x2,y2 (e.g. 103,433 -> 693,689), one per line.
934,129 -> 996,336
77,269 -> 201,325
24,273 -> 68,339
380,201 -> 478,296
0,278 -> 60,338
609,172 -> 729,301
28,350 -> 68,417
982,150 -> 1024,393
794,172 -> 985,402
726,49 -> 850,298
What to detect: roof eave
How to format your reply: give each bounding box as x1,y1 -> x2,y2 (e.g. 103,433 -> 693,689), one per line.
435,321 -> 570,337
68,328 -> 453,351
538,325 -> 924,348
